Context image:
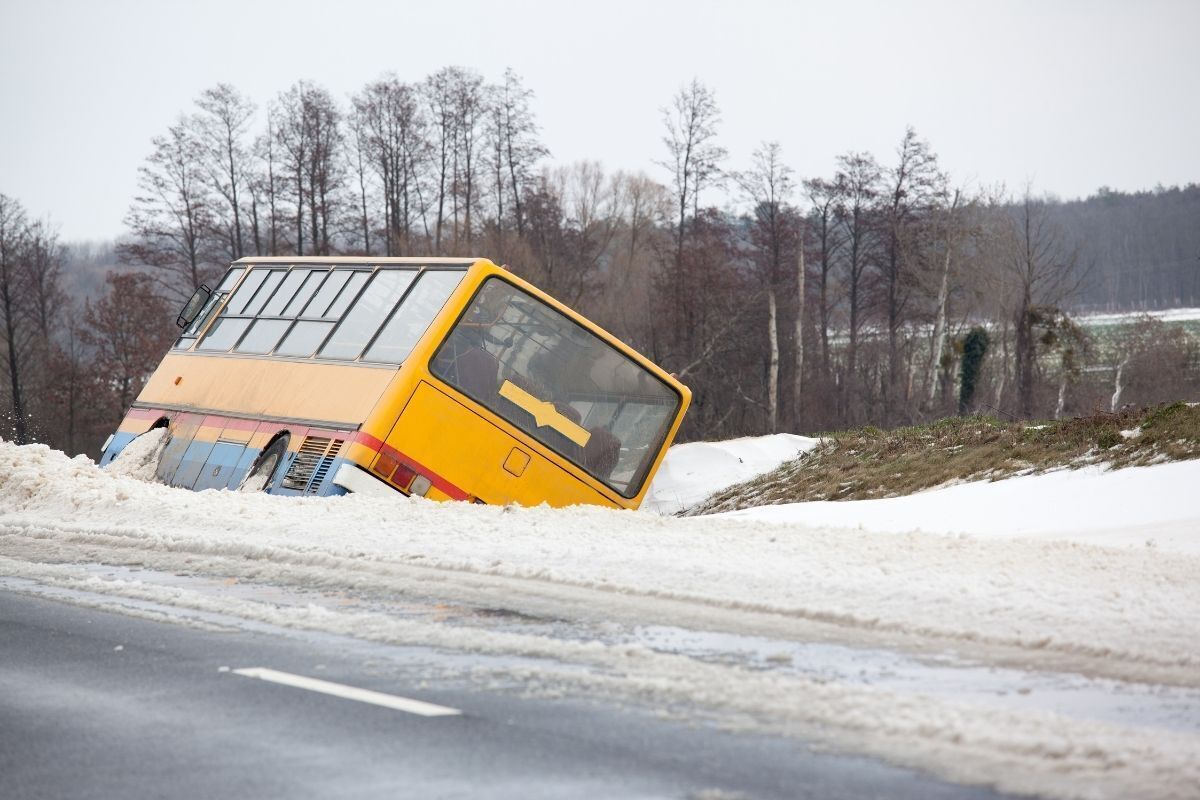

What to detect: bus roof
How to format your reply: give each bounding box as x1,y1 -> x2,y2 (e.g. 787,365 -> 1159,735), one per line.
231,256 -> 483,267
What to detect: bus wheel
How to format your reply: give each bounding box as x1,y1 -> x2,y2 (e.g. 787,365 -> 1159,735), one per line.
238,436 -> 289,493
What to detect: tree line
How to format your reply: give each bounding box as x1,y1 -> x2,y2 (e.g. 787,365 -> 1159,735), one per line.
2,69 -> 1198,456
1,193 -> 175,452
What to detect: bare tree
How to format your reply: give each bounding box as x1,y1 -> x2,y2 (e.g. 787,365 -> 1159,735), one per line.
832,152 -> 882,420
803,177 -> 846,382
0,194 -> 31,443
249,113 -> 285,256
273,81 -> 343,256
658,79 -> 726,277
193,84 -> 256,260
345,101 -> 375,253
121,120 -> 219,300
879,127 -> 945,421
355,76 -> 427,255
1109,314 -> 1200,409
20,219 -> 66,340
601,171 -> 671,360
305,88 -> 343,256
521,172 -> 568,293
737,142 -> 796,432
453,69 -> 486,251
81,272 -> 176,423
794,229 -> 806,430
487,68 -> 549,246
521,163 -> 622,305
560,161 -> 620,304
1005,189 -> 1083,418
45,313 -> 93,455
923,188 -> 965,410
424,68 -> 460,254
0,200 -> 67,445
412,67 -> 488,254
664,210 -> 762,440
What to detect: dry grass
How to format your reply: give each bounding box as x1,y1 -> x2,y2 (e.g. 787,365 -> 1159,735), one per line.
688,402 -> 1200,516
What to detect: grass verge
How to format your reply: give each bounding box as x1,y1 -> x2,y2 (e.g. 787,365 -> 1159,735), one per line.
688,402 -> 1200,516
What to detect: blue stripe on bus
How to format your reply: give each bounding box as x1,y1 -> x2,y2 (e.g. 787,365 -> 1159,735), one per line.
104,432 -> 355,498
100,432 -> 137,466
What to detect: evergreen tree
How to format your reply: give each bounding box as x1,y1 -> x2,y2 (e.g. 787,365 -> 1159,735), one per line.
959,327 -> 989,415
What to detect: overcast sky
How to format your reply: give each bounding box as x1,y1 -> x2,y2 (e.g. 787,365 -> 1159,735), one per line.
2,0 -> 1198,242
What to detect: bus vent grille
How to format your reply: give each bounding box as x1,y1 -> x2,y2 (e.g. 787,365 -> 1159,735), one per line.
307,439 -> 343,494
282,436 -> 333,491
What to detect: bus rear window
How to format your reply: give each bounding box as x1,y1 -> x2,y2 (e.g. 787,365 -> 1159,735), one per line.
430,278 -> 680,498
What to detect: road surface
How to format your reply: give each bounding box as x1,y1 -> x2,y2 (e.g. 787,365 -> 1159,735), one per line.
1,586 -> 1011,800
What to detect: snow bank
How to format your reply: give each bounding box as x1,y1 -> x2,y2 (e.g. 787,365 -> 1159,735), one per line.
2,439 -> 1196,677
723,460 -> 1200,554
643,433 -> 818,515
4,438 -> 1200,799
105,427 -> 167,482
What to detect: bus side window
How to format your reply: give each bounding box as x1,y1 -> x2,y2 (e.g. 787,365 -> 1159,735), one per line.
303,270 -> 354,318
362,271 -> 464,364
318,270 -> 416,361
282,270 -> 327,316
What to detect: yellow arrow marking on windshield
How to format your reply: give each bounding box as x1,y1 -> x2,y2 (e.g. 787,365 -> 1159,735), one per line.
499,380 -> 591,447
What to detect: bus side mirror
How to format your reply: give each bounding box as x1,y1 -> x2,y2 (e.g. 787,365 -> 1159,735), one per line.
177,285 -> 212,329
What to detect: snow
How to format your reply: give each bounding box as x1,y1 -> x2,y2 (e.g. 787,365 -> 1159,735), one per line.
642,433 -> 818,515
3,436 -> 1200,799
1078,306 -> 1200,326
723,459 -> 1200,554
105,427 -> 167,481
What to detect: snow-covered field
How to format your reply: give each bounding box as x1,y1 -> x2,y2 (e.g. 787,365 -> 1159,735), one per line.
724,458 -> 1200,554
2,437 -> 1199,799
1078,306 -> 1200,327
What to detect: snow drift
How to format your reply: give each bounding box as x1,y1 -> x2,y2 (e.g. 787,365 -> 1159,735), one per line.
642,433 -> 818,515
3,437 -> 1200,799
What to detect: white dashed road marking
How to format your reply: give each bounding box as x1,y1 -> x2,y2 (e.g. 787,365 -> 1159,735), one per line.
232,667 -> 462,717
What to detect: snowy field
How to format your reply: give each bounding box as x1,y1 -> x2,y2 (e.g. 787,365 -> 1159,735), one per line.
1078,306 -> 1200,327
722,458 -> 1200,554
2,437 -> 1199,799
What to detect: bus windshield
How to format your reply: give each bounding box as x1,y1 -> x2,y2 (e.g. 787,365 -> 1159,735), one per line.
431,277 -> 680,498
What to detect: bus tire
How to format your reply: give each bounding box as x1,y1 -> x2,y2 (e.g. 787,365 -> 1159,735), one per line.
238,435 -> 289,493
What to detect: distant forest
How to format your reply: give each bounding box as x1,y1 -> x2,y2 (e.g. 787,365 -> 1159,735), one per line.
3,69 -> 1199,459
1058,186 -> 1200,311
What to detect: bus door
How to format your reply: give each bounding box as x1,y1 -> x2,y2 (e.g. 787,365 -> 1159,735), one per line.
156,413 -> 202,486
191,420 -> 253,491
170,415 -> 229,489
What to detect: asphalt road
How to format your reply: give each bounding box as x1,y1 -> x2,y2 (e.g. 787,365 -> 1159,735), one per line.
0,589 -> 1013,800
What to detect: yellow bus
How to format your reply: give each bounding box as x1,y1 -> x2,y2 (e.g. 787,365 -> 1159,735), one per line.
100,257 -> 690,510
